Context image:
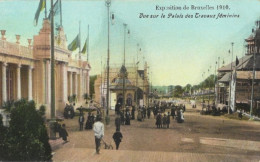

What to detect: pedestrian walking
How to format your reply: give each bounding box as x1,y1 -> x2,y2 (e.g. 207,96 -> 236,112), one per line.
115,115 -> 121,131
131,106 -> 135,120
115,103 -> 121,115
85,112 -> 92,130
137,109 -> 142,121
113,128 -> 123,150
79,113 -> 85,131
120,111 -> 125,125
166,112 -> 170,128
171,107 -> 175,119
162,114 -> 167,128
143,106 -> 147,119
93,116 -> 104,154
156,113 -> 162,128
125,110 -> 131,125
60,124 -> 69,142
147,108 -> 151,119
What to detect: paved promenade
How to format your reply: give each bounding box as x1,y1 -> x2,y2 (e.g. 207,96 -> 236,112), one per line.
52,104 -> 260,162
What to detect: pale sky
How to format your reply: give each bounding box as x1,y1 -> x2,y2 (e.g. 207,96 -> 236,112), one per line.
1,0 -> 260,86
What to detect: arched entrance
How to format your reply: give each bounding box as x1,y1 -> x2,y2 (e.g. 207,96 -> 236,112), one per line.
117,94 -> 123,105
126,93 -> 133,106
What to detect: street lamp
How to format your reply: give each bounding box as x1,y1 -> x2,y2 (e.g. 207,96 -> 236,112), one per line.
202,72 -> 205,104
214,61 -> 217,104
135,44 -> 139,107
122,23 -> 128,110
105,0 -> 111,125
250,22 -> 260,119
50,0 -> 56,139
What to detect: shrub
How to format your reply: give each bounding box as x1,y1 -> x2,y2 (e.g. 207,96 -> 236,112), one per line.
84,93 -> 89,100
2,100 -> 15,112
1,99 -> 52,161
0,114 -> 7,160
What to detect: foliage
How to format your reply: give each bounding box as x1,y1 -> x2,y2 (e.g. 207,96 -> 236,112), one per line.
0,114 -> 7,160
173,85 -> 184,97
2,100 -> 15,112
90,75 -> 97,99
0,99 -> 52,161
183,84 -> 192,93
72,94 -> 77,102
68,95 -> 73,103
84,93 -> 89,100
68,94 -> 77,103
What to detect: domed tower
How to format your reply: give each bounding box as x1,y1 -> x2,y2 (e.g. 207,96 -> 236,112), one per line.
245,19 -> 260,55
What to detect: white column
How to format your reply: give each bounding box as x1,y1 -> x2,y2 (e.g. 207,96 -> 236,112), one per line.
45,60 -> 51,104
79,69 -> 83,99
17,64 -> 21,100
69,72 -> 73,96
82,70 -> 86,94
86,70 -> 90,94
28,65 -> 33,101
2,62 -> 7,103
75,72 -> 78,97
62,63 -> 67,102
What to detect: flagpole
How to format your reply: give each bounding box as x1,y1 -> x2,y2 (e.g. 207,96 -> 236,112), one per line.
87,25 -> 89,62
45,0 -> 47,18
60,0 -> 62,26
79,21 -> 81,60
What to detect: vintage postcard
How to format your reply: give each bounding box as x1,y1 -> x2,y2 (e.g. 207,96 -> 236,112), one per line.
0,0 -> 260,161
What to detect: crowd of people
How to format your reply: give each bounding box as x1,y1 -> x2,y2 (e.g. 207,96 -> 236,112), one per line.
61,100 -> 186,154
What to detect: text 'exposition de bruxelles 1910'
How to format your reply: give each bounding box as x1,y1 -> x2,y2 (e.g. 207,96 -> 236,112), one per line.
156,5 -> 230,11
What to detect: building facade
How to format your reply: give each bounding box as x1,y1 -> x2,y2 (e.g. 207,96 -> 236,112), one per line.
0,19 -> 90,118
217,19 -> 260,112
94,63 -> 149,109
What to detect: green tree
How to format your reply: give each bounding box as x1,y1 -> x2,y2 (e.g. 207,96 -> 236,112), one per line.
173,85 -> 184,97
2,99 -> 52,161
184,84 -> 192,93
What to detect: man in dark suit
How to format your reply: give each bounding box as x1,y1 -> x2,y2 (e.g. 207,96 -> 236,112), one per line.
113,128 -> 123,150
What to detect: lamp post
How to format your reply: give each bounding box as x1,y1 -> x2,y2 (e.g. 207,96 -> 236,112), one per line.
216,57 -> 220,104
208,68 -> 210,106
214,61 -> 217,103
250,32 -> 257,119
122,23 -> 127,110
135,44 -> 139,108
50,0 -> 56,139
202,72 -> 205,104
105,0 -> 111,125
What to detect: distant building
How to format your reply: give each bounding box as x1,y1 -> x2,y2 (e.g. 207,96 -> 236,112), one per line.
168,85 -> 174,95
0,19 -> 90,118
94,63 -> 149,109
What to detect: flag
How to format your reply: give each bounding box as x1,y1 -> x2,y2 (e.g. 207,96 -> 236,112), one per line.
81,38 -> 87,54
34,0 -> 46,26
48,0 -> 61,20
68,34 -> 80,51
236,56 -> 239,66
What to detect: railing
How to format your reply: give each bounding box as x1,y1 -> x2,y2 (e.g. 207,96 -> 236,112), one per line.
0,40 -> 33,59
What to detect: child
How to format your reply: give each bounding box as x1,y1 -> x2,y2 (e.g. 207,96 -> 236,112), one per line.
113,128 -> 123,150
